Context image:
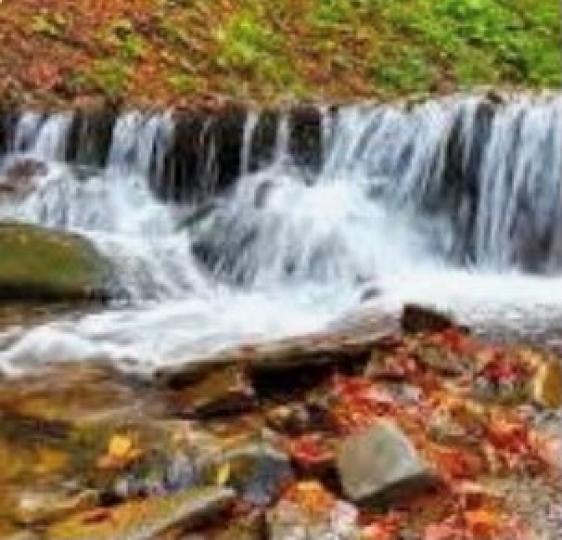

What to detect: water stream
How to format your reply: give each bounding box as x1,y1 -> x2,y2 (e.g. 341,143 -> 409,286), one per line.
0,93 -> 561,373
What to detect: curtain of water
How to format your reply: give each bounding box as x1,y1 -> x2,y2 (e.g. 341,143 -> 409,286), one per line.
0,93 -> 561,372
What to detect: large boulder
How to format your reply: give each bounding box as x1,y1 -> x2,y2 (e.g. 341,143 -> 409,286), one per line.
0,222 -> 113,302
336,421 -> 437,504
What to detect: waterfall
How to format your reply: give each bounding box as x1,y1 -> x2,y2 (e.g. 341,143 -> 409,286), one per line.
0,92 -> 562,373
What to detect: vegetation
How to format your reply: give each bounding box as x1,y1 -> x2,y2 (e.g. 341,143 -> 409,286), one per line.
0,0 -> 557,106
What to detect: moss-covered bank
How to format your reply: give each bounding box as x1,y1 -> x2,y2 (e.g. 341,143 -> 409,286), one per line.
0,0 -> 558,109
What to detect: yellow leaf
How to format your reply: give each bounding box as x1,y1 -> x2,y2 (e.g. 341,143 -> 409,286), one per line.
97,433 -> 142,470
216,462 -> 231,486
464,508 -> 501,536
108,435 -> 134,460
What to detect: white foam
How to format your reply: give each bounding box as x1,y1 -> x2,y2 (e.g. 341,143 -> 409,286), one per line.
1,96 -> 561,374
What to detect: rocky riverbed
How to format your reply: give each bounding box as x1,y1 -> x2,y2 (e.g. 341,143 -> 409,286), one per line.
0,305 -> 561,539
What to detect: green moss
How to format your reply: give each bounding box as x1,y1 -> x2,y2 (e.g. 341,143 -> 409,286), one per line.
159,19 -> 191,47
375,0 -> 560,89
168,72 -> 197,93
98,19 -> 147,60
0,223 -> 109,301
83,59 -> 132,98
215,10 -> 302,97
372,46 -> 435,93
311,0 -> 357,26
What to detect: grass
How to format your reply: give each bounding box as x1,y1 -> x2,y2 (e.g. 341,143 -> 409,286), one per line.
215,10 -> 305,99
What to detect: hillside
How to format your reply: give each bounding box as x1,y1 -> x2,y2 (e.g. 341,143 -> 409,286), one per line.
0,0 -> 559,109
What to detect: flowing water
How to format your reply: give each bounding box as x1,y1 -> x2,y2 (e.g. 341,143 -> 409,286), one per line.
0,93 -> 561,374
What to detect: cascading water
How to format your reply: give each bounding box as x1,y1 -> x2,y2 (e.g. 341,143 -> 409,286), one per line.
0,92 -> 561,373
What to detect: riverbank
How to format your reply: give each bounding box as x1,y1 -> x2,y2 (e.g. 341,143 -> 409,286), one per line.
0,306 -> 561,539
0,0 -> 558,110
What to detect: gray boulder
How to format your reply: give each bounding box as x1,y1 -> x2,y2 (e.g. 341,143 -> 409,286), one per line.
336,421 -> 437,504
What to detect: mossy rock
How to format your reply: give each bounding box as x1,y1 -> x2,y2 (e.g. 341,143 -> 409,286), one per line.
0,222 -> 112,302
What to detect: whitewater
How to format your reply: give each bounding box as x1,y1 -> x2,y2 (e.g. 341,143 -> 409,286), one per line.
0,92 -> 561,373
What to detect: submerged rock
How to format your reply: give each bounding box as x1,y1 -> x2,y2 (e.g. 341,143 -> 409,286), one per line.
0,222 -> 113,302
336,421 -> 437,504
0,159 -> 47,198
47,486 -> 235,540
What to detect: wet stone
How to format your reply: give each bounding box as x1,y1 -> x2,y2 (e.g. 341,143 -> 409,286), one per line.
401,304 -> 455,334
13,488 -> 99,526
47,486 -> 236,540
0,222 -> 115,302
336,421 -> 438,504
364,349 -> 417,380
472,375 -> 529,405
103,450 -> 199,501
0,158 -> 47,200
4,532 -> 41,540
267,482 -> 360,540
415,345 -> 466,376
158,324 -> 394,385
0,364 -> 146,428
0,222 -> 113,302
85,420 -> 208,499
169,365 -> 256,418
202,442 -> 293,506
266,403 -> 312,435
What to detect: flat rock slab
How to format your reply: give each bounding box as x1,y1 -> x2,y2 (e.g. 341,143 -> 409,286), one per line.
158,316 -> 398,387
336,421 -> 437,504
47,486 -> 235,540
0,363 -> 147,427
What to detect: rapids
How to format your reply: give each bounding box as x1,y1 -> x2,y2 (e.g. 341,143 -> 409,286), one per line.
0,93 -> 561,373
